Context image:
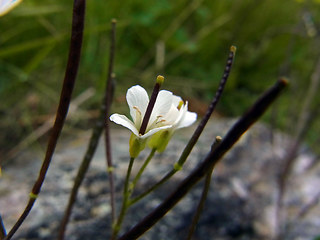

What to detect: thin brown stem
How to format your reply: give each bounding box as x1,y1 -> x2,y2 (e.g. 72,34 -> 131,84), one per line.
297,191 -> 320,218
0,215 -> 6,240
118,78 -> 288,240
4,1 -> 86,239
57,19 -> 116,240
186,136 -> 222,240
275,53 -> 320,239
104,19 -> 117,224
57,117 -> 104,240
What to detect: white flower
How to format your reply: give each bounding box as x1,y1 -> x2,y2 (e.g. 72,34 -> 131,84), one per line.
110,85 -> 174,139
0,0 -> 22,17
147,95 -> 197,152
110,84 -> 197,155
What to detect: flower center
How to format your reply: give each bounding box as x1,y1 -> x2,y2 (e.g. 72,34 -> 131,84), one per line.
144,115 -> 165,133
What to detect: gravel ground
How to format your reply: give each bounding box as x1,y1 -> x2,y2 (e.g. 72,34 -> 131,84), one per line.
0,118 -> 319,240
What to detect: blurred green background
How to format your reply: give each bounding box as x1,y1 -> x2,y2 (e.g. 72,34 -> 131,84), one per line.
0,0 -> 320,157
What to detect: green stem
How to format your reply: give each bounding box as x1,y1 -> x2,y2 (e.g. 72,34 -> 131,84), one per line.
112,157 -> 135,239
131,170 -> 174,205
112,150 -> 155,238
131,149 -> 156,192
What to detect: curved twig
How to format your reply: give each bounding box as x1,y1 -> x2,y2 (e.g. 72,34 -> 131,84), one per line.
4,1 -> 86,239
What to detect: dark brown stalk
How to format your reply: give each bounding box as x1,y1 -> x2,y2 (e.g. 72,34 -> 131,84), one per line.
0,216 -> 6,240
297,191 -> 320,218
57,20 -> 116,240
57,114 -> 106,240
139,76 -> 164,135
104,19 -> 117,224
4,1 -> 86,239
275,53 -> 320,239
186,136 -> 222,240
118,78 -> 288,240
175,45 -> 236,168
131,46 -> 236,204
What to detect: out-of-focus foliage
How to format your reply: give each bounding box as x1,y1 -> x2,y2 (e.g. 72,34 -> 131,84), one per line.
0,0 -> 320,153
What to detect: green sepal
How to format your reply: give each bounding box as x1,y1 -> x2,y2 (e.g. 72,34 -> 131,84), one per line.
129,134 -> 146,158
148,130 -> 173,153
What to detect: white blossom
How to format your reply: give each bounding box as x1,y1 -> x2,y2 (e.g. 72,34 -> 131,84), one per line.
147,95 -> 197,152
110,85 -> 174,139
110,85 -> 197,140
0,0 -> 22,16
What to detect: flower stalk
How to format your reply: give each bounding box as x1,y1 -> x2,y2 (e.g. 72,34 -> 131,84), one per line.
104,19 -> 117,224
111,157 -> 135,240
131,148 -> 156,192
57,19 -> 116,240
186,136 -> 222,240
0,215 -> 6,240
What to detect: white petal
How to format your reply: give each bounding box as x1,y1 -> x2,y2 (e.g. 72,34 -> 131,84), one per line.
110,114 -> 139,136
163,104 -> 181,125
148,90 -> 173,127
153,90 -> 173,115
126,85 -> 149,124
176,111 -> 197,129
172,95 -> 182,107
141,125 -> 173,139
0,0 -> 22,16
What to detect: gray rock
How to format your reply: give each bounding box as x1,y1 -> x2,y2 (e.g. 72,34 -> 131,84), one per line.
0,118 -> 319,240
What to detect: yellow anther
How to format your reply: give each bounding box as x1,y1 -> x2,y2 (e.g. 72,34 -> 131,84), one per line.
107,167 -> 114,173
177,100 -> 184,110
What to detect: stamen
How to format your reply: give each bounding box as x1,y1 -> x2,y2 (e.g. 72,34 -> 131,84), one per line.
156,119 -> 166,124
139,75 -> 164,135
133,106 -> 142,127
133,106 -> 141,115
177,100 -> 184,110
